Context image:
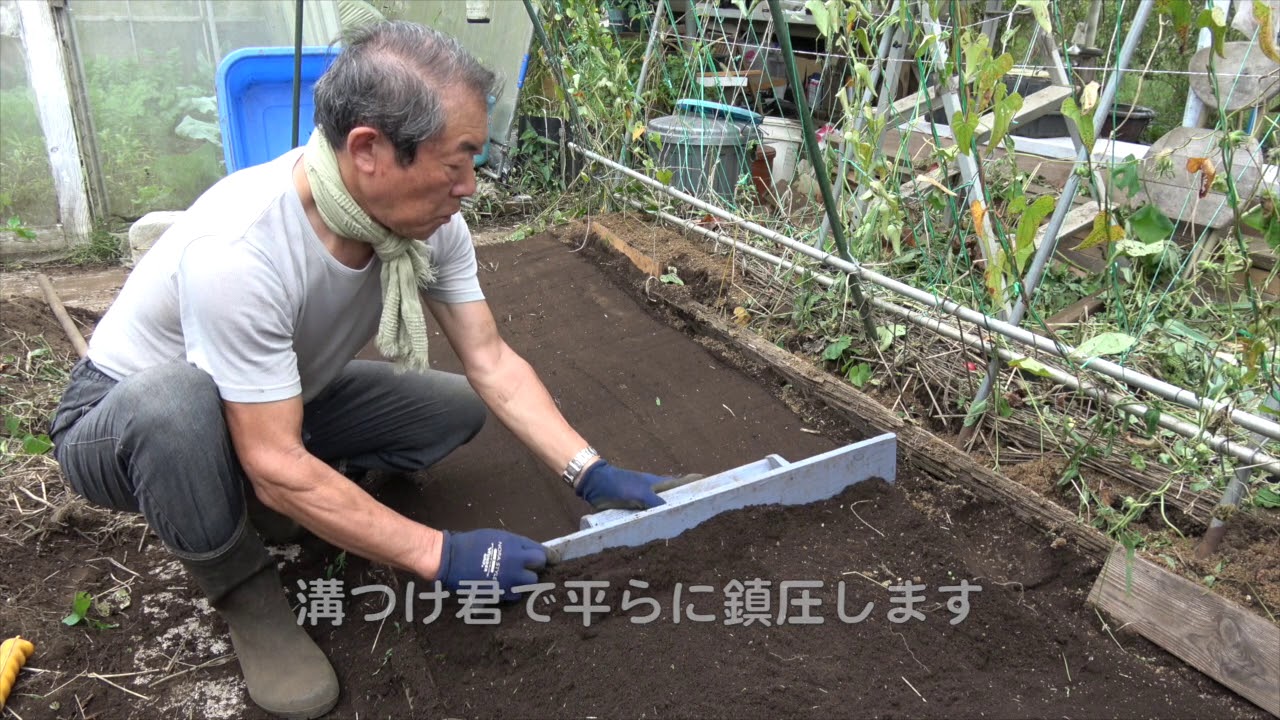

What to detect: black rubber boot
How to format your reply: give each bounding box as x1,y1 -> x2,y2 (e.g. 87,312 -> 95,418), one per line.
177,519 -> 340,719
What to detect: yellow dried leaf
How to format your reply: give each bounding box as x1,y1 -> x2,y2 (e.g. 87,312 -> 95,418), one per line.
1080,81 -> 1101,113
1256,1 -> 1280,63
631,124 -> 646,142
732,306 -> 751,327
971,201 -> 987,236
1186,156 -> 1217,198
915,174 -> 957,196
1073,212 -> 1126,250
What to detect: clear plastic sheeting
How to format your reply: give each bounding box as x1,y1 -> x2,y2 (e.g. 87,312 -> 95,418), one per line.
0,0 -> 57,228
67,0 -> 342,220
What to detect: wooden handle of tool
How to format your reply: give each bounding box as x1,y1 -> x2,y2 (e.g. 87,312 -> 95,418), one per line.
36,273 -> 88,359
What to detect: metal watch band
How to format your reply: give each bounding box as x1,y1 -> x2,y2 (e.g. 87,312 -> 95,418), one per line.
562,446 -> 599,487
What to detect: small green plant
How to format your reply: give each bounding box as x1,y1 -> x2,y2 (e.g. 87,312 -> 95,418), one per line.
4,215 -> 36,241
62,591 -> 119,630
659,266 -> 684,285
325,551 -> 348,580
2,413 -> 52,456
66,226 -> 126,266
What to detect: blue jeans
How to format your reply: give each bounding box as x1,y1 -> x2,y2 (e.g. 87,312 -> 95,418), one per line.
50,358 -> 486,560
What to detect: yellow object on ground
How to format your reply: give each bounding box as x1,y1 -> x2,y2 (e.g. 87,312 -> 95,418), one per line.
0,636 -> 35,710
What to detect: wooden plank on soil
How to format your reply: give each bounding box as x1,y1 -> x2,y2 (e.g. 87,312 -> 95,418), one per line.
1089,546 -> 1280,717
588,220 -> 662,278
1045,291 -> 1104,328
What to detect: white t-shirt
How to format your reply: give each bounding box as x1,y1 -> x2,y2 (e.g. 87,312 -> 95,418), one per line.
89,148 -> 484,403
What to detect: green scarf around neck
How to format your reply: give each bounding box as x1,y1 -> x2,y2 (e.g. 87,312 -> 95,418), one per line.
303,129 -> 435,372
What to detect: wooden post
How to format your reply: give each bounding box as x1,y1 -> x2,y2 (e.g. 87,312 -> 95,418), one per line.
16,0 -> 92,244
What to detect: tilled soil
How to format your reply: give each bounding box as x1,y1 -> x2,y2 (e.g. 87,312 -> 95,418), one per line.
0,231 -> 1270,719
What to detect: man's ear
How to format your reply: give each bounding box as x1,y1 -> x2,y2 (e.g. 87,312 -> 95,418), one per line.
344,127 -> 382,175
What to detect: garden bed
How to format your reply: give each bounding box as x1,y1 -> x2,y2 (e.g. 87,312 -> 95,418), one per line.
0,230 -> 1271,719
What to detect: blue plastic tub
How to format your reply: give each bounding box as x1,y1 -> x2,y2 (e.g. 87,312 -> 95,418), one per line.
217,46 -> 495,173
216,47 -> 340,173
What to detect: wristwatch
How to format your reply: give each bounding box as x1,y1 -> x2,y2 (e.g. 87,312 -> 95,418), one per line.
562,446 -> 599,488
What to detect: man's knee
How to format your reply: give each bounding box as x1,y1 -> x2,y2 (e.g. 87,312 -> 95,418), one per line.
123,363 -> 223,437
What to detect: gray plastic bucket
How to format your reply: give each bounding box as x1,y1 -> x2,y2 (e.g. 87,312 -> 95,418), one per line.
646,115 -> 748,201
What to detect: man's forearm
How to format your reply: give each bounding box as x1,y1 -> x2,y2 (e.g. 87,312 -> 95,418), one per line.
466,345 -> 595,482
250,453 -> 443,580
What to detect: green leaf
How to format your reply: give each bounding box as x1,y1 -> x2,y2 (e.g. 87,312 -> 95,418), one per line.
1009,357 -> 1052,377
1162,319 -> 1211,345
1128,205 -> 1175,244
1164,0 -> 1195,41
845,362 -> 872,388
988,88 -> 1023,151
22,434 -> 52,455
3,414 -> 19,436
655,168 -> 673,186
853,62 -> 873,91
1060,97 -> 1095,150
1197,8 -> 1227,57
1073,332 -> 1137,360
1110,156 -> 1143,199
952,110 -> 978,151
1013,195 -> 1056,271
63,591 -> 93,626
996,396 -> 1014,418
1115,238 -> 1169,258
659,266 -> 684,285
961,32 -> 990,82
1255,485 -> 1280,508
823,335 -> 853,361
805,0 -> 832,37
962,398 -> 988,427
655,397 -> 661,407
1143,407 -> 1161,435
1016,0 -> 1052,34
1130,453 -> 1148,471
875,324 -> 906,352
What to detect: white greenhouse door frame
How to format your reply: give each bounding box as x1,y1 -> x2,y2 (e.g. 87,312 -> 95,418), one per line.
15,0 -> 91,244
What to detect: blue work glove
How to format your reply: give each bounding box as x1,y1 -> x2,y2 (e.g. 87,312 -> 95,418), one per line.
437,529 -> 547,602
575,460 -> 673,511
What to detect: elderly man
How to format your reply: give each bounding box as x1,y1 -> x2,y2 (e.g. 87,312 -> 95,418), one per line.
49,22 -> 675,719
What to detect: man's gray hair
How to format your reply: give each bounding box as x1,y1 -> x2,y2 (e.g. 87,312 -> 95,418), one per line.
313,21 -> 497,166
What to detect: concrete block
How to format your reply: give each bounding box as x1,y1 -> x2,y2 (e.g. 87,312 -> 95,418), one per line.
128,211 -> 184,266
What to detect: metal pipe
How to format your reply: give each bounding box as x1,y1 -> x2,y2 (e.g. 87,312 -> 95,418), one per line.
291,0 -> 304,147
623,197 -> 1280,474
764,0 -> 877,342
1195,391 -> 1280,558
1084,0 -> 1104,48
964,0 -> 1156,438
571,140 -> 1280,441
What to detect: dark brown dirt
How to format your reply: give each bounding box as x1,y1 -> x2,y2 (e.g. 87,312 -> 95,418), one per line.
0,231 -> 1272,719
413,477 -> 1265,720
